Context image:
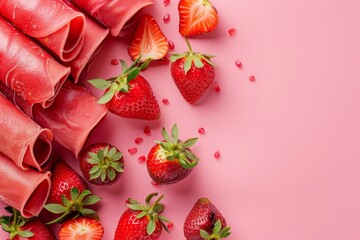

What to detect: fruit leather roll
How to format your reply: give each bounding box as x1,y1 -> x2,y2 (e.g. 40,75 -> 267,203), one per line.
33,81 -> 107,157
63,0 -> 109,82
0,0 -> 85,62
0,152 -> 51,218
0,94 -> 53,172
70,0 -> 154,37
0,17 -> 69,113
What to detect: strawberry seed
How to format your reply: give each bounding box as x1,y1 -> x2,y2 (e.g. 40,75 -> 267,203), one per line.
128,147 -> 138,155
168,40 -> 175,50
162,98 -> 170,105
110,59 -> 119,65
235,60 -> 242,68
214,150 -> 221,159
137,155 -> 146,163
198,127 -> 205,135
249,75 -> 256,82
228,28 -> 237,36
163,0 -> 170,6
135,137 -> 143,144
214,84 -> 221,93
163,13 -> 170,23
167,222 -> 174,230
144,126 -> 151,136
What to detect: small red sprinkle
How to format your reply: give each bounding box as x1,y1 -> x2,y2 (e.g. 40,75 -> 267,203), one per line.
163,0 -> 170,6
137,155 -> 146,163
151,180 -> 160,186
163,13 -> 170,23
111,59 -> 119,65
128,147 -> 138,155
235,60 -> 242,68
249,75 -> 256,82
198,127 -> 205,135
214,84 -> 221,93
135,137 -> 143,144
167,222 -> 174,230
228,28 -> 237,37
214,150 -> 221,159
168,40 -> 175,50
162,98 -> 170,105
144,127 -> 151,137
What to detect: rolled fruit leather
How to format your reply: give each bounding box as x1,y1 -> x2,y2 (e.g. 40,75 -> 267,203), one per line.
0,16 -> 69,116
0,152 -> 51,218
0,0 -> 86,62
0,94 -> 53,172
70,0 -> 155,37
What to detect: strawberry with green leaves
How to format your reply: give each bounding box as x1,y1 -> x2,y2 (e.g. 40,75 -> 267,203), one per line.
170,38 -> 215,104
178,0 -> 219,37
79,143 -> 124,185
0,207 -> 56,240
89,58 -> 160,120
184,198 -> 231,240
147,124 -> 199,185
58,216 -> 104,240
128,14 -> 169,62
114,193 -> 171,240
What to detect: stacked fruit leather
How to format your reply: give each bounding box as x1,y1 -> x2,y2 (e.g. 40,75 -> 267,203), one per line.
0,0 -> 153,219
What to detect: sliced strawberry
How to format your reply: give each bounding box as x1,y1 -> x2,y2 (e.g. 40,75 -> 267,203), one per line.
58,217 -> 104,240
178,0 -> 219,37
128,14 -> 169,62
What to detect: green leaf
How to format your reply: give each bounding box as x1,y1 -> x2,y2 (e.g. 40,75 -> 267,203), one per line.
147,218 -> 156,235
90,169 -> 102,180
89,165 -> 101,174
88,79 -> 111,90
136,211 -> 147,219
170,53 -> 186,62
184,57 -> 192,74
183,138 -> 198,148
145,192 -> 158,207
200,229 -> 210,239
77,189 -> 91,202
100,171 -> 107,182
193,57 -> 204,68
61,194 -> 71,206
107,168 -> 116,180
162,127 -> 172,143
98,147 -> 105,160
126,204 -> 147,211
158,214 -> 171,223
82,195 -> 101,206
70,187 -> 80,201
171,124 -> 179,143
18,230 -> 34,237
153,204 -> 164,213
219,226 -> 231,238
160,142 -> 173,152
107,147 -> 117,157
97,89 -> 116,104
213,219 -> 221,234
140,59 -> 151,70
112,151 -> 123,161
120,60 -> 128,74
81,208 -> 97,216
184,149 -> 200,162
110,162 -> 124,172
43,204 -> 66,214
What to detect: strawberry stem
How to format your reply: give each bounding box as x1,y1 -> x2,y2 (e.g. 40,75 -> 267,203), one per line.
185,37 -> 194,55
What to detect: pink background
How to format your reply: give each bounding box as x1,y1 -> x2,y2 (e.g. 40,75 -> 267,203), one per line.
2,0 -> 360,239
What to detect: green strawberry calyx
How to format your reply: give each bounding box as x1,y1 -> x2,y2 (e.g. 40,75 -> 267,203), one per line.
44,187 -> 101,224
87,145 -> 124,182
170,37 -> 215,74
88,56 -> 151,104
126,192 -> 171,235
200,219 -> 231,240
0,207 -> 34,239
156,123 -> 200,169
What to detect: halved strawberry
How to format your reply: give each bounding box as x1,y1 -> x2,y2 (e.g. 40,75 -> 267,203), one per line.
58,217 -> 104,240
178,0 -> 219,37
128,14 -> 169,62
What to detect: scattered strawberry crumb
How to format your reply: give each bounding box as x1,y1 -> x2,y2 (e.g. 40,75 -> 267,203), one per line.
135,137 -> 143,144
163,13 -> 170,23
228,28 -> 237,36
144,126 -> 151,136
249,75 -> 256,82
214,150 -> 221,159
163,0 -> 170,6
162,98 -> 170,105
168,40 -> 175,50
214,84 -> 221,93
151,180 -> 160,186
235,60 -> 242,68
198,127 -> 205,135
137,155 -> 146,163
110,59 -> 119,65
128,147 -> 138,155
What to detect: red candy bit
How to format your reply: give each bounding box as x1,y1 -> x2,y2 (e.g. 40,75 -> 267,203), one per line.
249,75 -> 256,82
214,83 -> 221,93
163,13 -> 170,23
144,126 -> 151,137
198,127 -> 205,135
128,147 -> 138,155
137,155 -> 146,163
163,0 -> 170,6
162,98 -> 170,105
135,137 -> 143,144
151,180 -> 160,186
228,28 -> 237,37
167,222 -> 174,230
235,60 -> 242,68
111,59 -> 119,65
214,150 -> 221,159
168,40 -> 175,50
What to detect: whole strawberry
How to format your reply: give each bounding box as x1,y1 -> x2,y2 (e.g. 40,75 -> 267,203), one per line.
184,198 -> 231,240
58,216 -> 104,240
114,193 -> 171,240
170,38 -> 215,104
0,207 -> 56,240
147,124 -> 199,185
89,58 -> 160,120
79,143 -> 124,185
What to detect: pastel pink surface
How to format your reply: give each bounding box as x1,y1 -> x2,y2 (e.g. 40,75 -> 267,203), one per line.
2,0 -> 360,239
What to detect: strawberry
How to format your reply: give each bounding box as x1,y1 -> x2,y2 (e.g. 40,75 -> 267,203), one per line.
114,192 -> 170,240
79,143 -> 124,185
58,216 -> 104,240
184,198 -> 231,240
128,14 -> 169,62
146,124 -> 199,185
178,0 -> 219,37
44,160 -> 101,224
0,207 -> 56,240
170,38 -> 215,104
89,58 -> 160,120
